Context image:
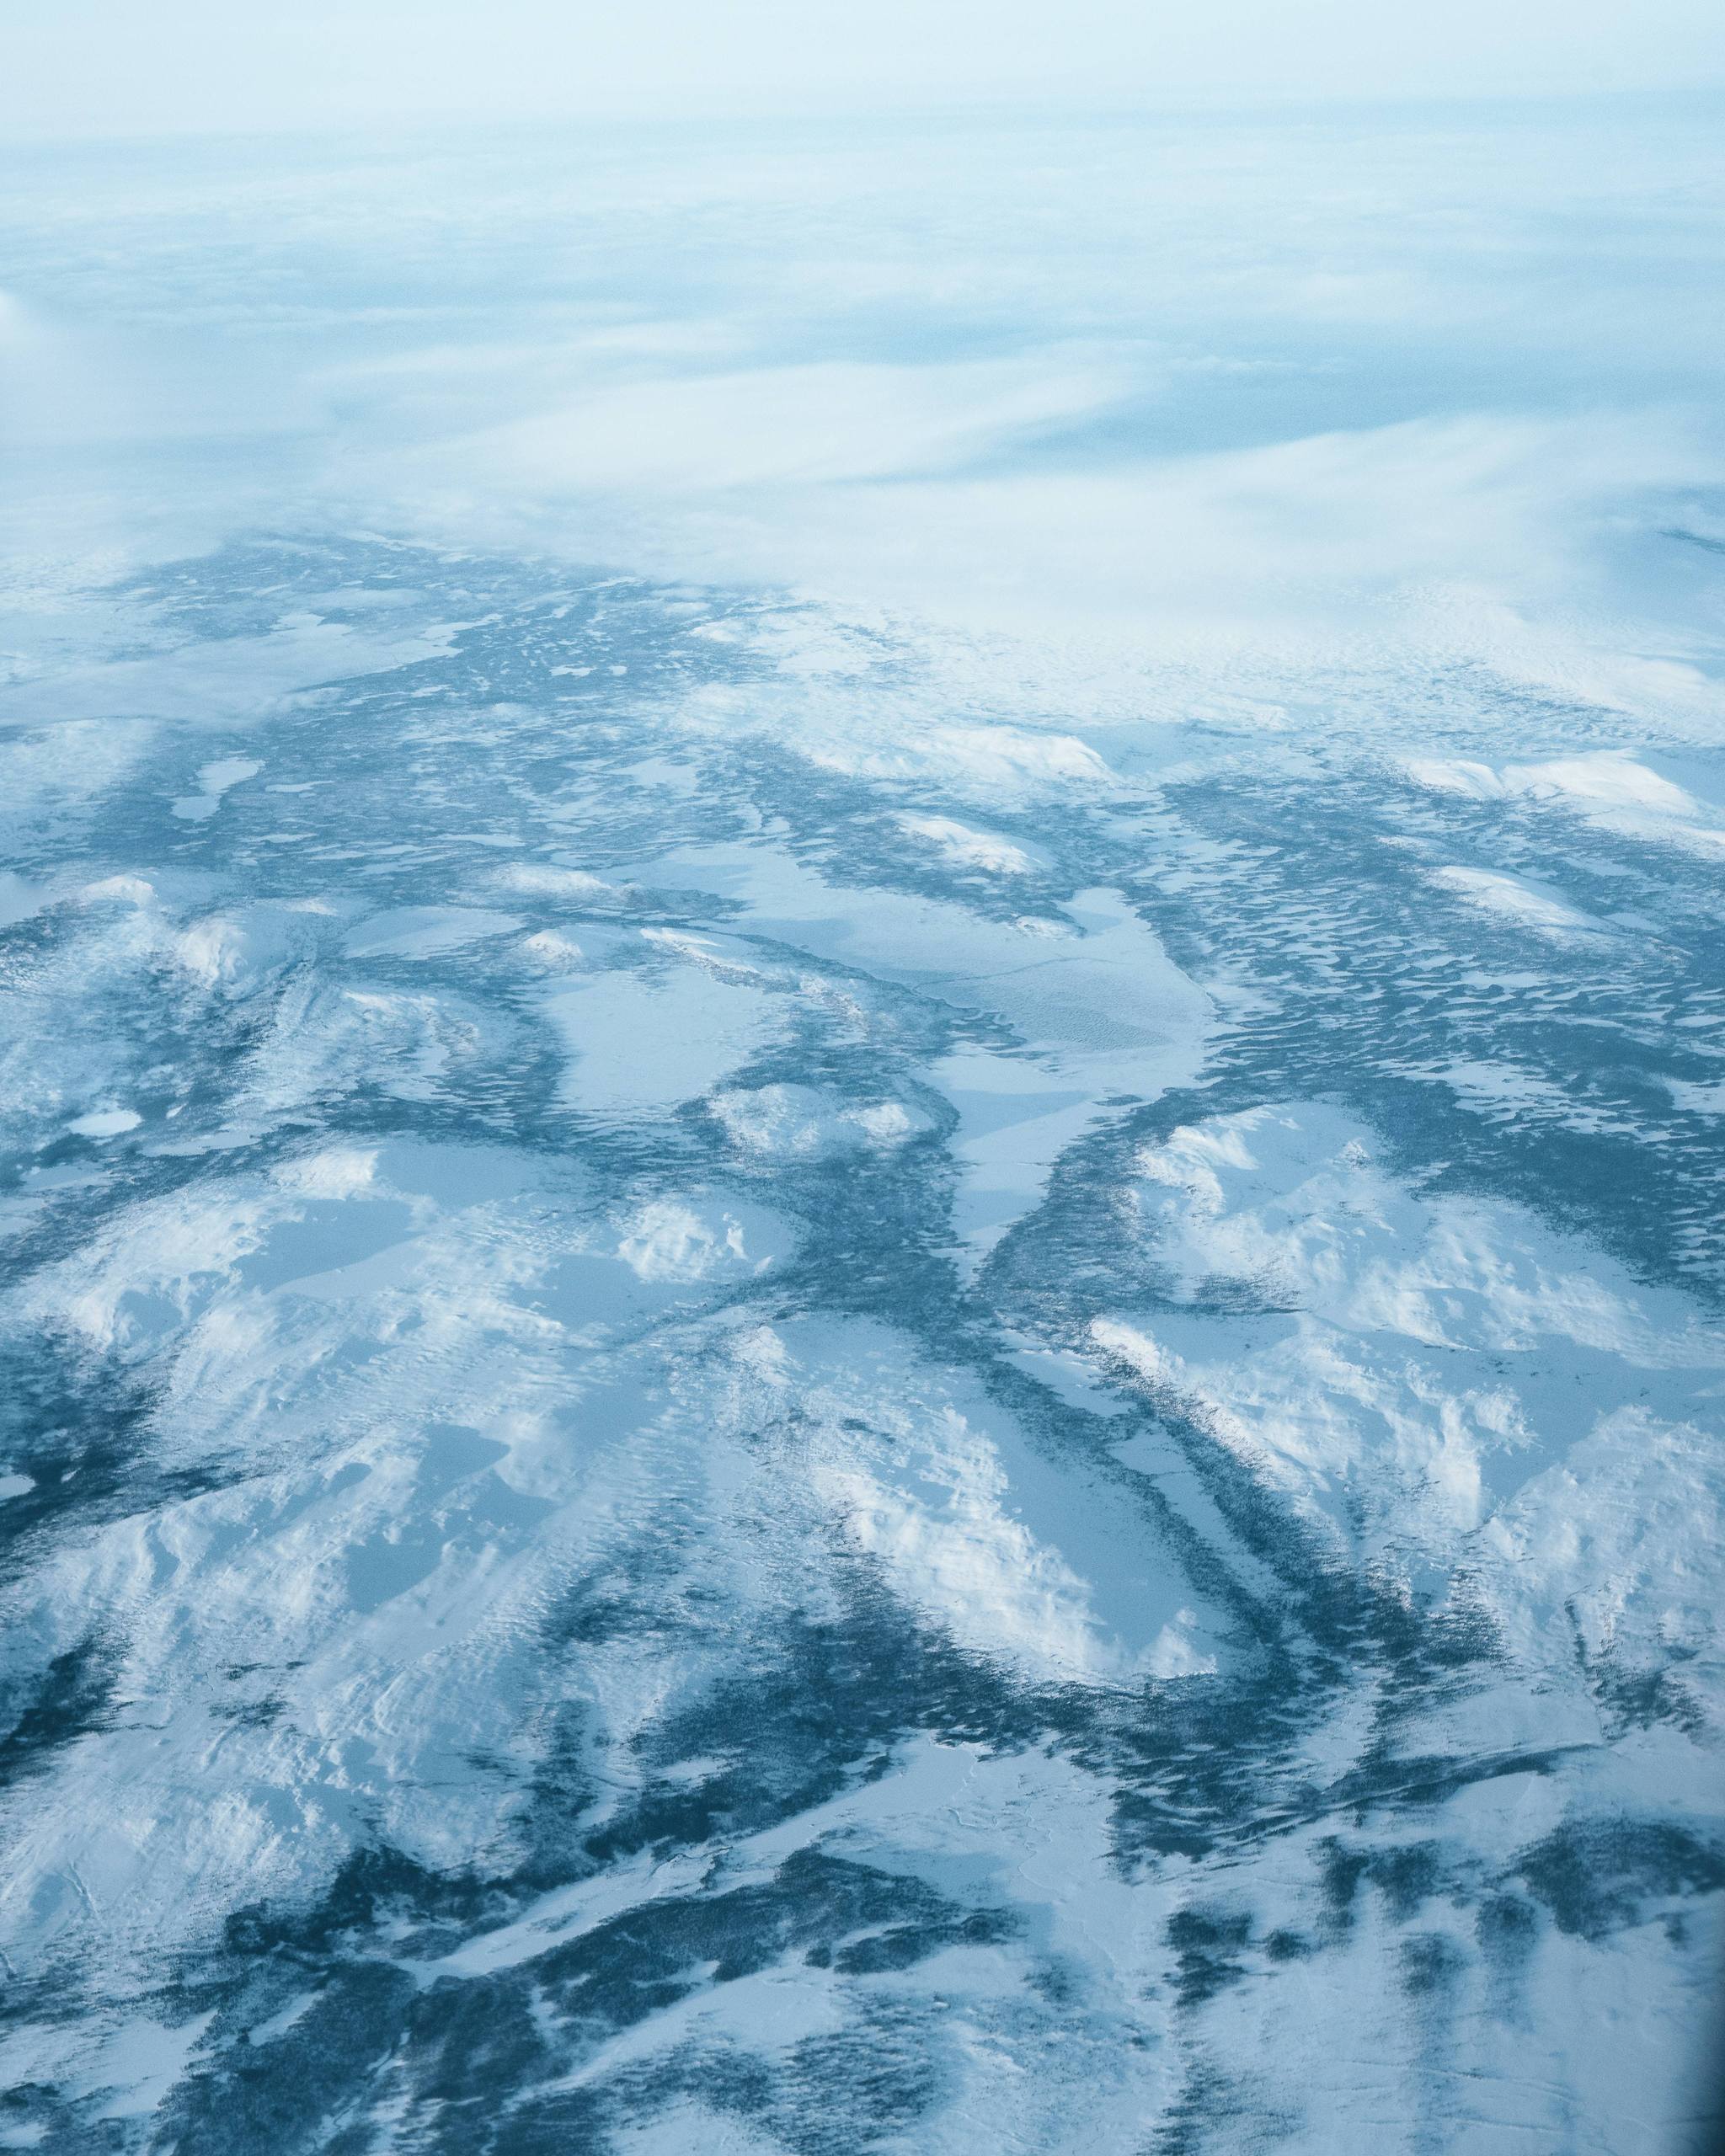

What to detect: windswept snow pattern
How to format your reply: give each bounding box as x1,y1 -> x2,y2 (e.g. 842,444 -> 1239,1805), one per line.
3,104 -> 1725,2156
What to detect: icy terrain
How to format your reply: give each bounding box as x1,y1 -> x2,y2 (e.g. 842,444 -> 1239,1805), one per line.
2,100 -> 1725,2153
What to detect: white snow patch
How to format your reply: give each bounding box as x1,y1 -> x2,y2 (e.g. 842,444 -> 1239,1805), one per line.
710,1083 -> 925,1159
494,862 -> 617,902
172,756 -> 260,822
67,1107 -> 141,1139
897,814 -> 1039,875
616,1199 -> 772,1283
1427,864 -> 1599,936
1407,751 -> 1725,854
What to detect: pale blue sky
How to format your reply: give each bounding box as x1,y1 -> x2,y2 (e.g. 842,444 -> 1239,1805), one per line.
8,0 -> 1725,139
